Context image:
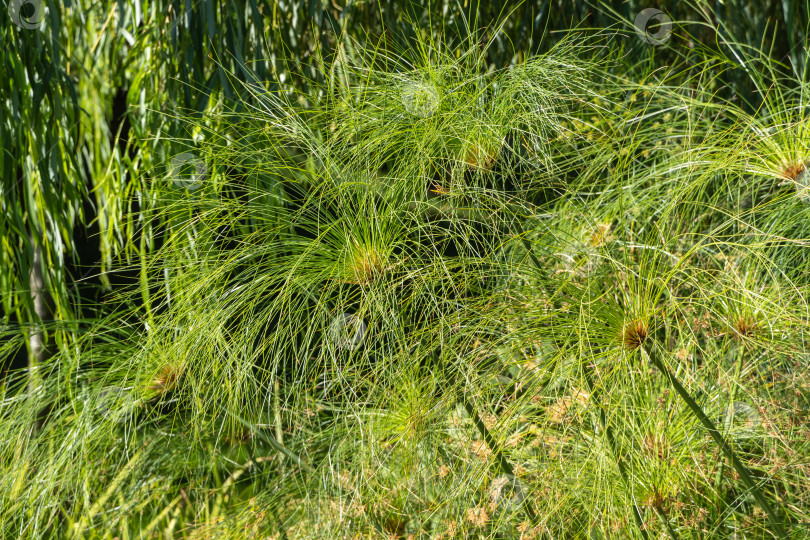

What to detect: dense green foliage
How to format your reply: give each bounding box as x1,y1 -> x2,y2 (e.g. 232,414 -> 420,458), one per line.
2,1 -> 810,538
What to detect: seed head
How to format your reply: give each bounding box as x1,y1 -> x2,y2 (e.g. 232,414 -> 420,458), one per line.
344,241 -> 388,284
642,486 -> 668,510
466,505 -> 490,527
149,363 -> 184,396
588,223 -> 612,247
731,314 -> 758,340
781,160 -> 807,181
462,138 -> 501,169
621,319 -> 648,350
642,432 -> 669,461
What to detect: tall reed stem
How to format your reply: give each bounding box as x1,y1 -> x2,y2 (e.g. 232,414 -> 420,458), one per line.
713,346 -> 745,504
581,362 -> 654,540
460,397 -> 539,523
641,346 -> 787,537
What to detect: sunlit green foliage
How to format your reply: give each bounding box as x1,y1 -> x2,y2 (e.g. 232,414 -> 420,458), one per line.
1,1 -> 810,539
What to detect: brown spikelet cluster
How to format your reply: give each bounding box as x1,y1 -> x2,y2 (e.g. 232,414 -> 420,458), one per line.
642,432 -> 669,462
642,486 -> 668,510
588,223 -> 612,247
466,505 -> 490,527
620,319 -> 648,350
149,363 -> 184,396
731,314 -> 758,339
781,161 -> 807,181
463,139 -> 501,170
429,182 -> 451,196
547,388 -> 589,424
344,241 -> 388,284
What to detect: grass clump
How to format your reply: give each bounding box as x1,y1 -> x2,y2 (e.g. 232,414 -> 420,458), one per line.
2,9 -> 810,540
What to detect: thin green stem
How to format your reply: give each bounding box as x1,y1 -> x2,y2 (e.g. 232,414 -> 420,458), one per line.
642,346 -> 787,538
460,396 -> 538,523
714,346 -> 746,505
522,236 -> 668,538
581,361 -> 653,540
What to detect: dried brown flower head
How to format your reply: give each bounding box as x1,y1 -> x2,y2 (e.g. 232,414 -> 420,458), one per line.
547,388 -> 589,423
466,506 -> 490,527
643,432 -> 669,461
621,319 -> 648,350
731,314 -> 758,340
642,486 -> 668,510
781,160 -> 807,181
588,223 -> 612,247
462,138 -> 501,169
149,363 -> 184,396
429,182 -> 451,196
781,160 -> 810,200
